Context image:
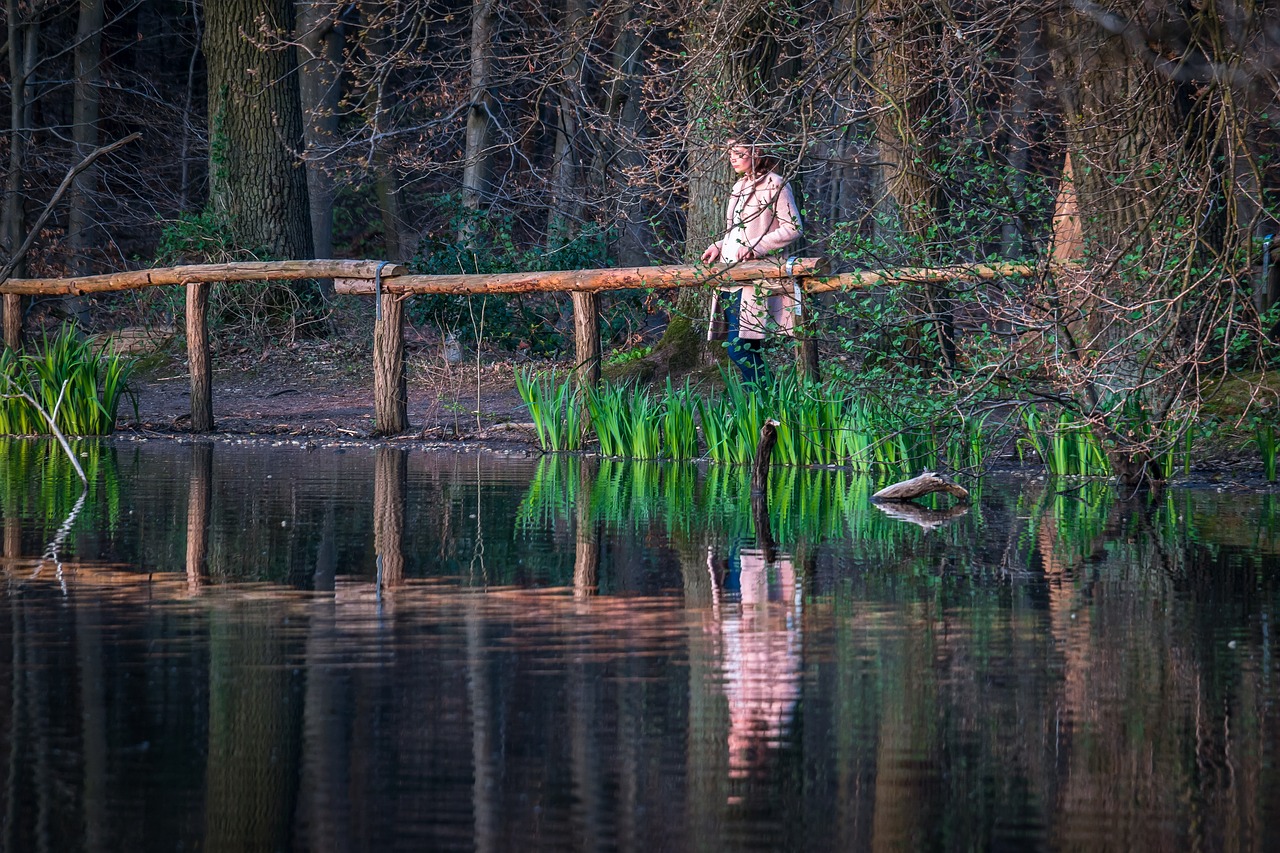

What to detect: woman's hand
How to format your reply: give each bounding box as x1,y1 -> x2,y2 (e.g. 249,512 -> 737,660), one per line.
701,243 -> 721,263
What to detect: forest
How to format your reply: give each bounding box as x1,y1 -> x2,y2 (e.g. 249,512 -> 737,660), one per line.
1,0 -> 1279,485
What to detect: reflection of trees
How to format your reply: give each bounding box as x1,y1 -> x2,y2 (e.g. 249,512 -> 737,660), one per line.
205,607 -> 303,850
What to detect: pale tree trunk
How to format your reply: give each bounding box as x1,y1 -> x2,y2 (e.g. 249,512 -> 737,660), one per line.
297,0 -> 344,295
460,0 -> 497,245
1044,0 -> 1197,486
204,0 -> 314,262
2,2 -> 36,348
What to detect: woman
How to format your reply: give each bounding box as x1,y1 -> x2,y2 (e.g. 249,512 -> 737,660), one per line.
701,141 -> 803,386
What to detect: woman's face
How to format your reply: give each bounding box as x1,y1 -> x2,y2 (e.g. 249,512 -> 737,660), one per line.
727,143 -> 755,176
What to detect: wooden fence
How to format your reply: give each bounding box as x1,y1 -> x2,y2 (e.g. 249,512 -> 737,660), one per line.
0,257 -> 1034,436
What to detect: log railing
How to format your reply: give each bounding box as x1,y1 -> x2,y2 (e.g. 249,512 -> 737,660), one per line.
0,257 -> 1035,436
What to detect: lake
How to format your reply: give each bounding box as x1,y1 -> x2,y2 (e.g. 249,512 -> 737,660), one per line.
2,437 -> 1278,851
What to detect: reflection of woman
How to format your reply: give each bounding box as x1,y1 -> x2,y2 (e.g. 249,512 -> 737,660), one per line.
710,544 -> 802,785
701,141 -> 803,386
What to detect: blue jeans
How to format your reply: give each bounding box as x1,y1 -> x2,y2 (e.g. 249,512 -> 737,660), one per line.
720,290 -> 767,387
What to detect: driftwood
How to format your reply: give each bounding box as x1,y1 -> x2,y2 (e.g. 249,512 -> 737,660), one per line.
872,471 -> 970,503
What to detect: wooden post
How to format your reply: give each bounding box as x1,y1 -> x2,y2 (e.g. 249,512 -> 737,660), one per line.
373,289 -> 407,436
572,291 -> 600,390
186,281 -> 213,432
793,288 -> 820,383
2,294 -> 20,349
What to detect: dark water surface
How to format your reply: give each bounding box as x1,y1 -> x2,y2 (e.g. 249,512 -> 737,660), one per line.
2,438 -> 1280,851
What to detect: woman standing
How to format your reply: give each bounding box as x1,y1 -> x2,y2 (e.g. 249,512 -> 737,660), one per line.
701,141 -> 803,386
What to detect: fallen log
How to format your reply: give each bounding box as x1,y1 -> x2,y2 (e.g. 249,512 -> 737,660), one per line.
872,471 -> 970,503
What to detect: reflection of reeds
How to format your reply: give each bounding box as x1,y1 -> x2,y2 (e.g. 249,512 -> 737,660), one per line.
516,455 -> 944,550
0,438 -> 122,535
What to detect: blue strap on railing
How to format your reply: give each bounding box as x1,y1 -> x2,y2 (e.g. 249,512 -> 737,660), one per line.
786,256 -> 802,317
374,260 -> 391,322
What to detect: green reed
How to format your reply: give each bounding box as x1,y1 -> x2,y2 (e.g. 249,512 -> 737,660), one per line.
661,378 -> 700,460
1,327 -> 134,436
515,366 -> 583,452
1020,408 -> 1110,477
1257,421 -> 1277,483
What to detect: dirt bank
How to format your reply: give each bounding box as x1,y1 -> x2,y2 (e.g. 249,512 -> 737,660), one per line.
120,333 -> 542,446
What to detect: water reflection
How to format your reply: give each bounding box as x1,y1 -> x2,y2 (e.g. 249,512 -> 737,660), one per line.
2,440 -> 1280,850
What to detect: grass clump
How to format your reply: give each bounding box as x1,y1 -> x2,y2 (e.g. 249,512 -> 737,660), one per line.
514,367 -> 584,452
1,327 -> 134,436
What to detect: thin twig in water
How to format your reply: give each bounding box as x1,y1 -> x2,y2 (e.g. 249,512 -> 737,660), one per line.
1,377 -> 88,483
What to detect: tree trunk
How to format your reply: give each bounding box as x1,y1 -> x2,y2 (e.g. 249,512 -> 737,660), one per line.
653,0 -> 799,374
204,0 -> 314,262
65,0 -> 106,324
460,0 -> 497,244
2,1 -> 35,349
601,3 -> 651,267
297,0 -> 344,296
363,7 -> 411,261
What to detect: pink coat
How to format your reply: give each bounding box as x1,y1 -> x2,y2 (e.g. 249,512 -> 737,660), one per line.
707,172 -> 803,341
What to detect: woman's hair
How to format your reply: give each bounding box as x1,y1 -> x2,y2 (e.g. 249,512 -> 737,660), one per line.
727,138 -> 780,176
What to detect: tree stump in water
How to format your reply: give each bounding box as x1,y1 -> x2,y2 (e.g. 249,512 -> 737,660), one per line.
751,419 -> 780,561
871,471 -> 969,503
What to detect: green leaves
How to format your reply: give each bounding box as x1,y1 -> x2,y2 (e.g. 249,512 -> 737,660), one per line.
1,327 -> 134,436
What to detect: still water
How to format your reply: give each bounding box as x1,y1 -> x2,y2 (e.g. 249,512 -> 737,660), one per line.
2,437 -> 1279,851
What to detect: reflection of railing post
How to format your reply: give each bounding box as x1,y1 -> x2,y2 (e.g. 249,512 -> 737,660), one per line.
374,446 -> 406,589
187,282 -> 213,432
186,441 -> 212,591
574,457 -> 599,598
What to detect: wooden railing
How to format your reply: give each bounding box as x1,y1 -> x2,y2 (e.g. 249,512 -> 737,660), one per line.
0,257 -> 1035,435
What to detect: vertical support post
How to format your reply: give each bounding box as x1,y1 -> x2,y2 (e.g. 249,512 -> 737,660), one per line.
789,265 -> 819,383
572,291 -> 600,391
373,288 -> 407,435
2,294 -> 21,350
186,281 -> 213,432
